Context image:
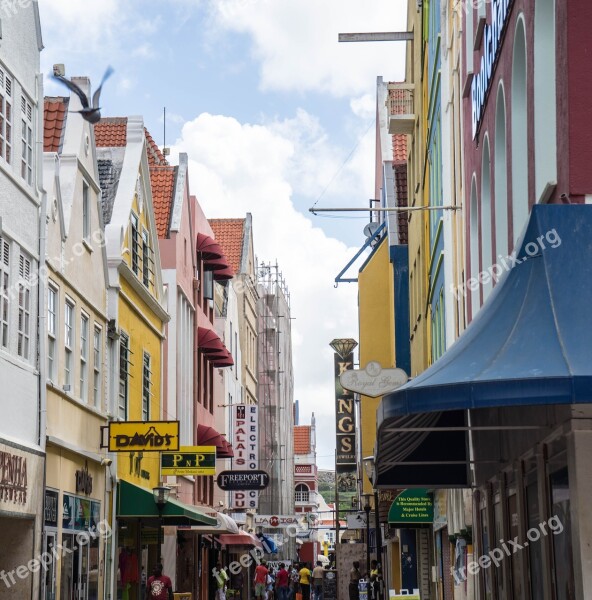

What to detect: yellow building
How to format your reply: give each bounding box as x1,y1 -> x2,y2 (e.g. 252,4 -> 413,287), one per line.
96,116 -> 169,599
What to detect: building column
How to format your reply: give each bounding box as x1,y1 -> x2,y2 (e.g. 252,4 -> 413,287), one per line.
567,427 -> 592,600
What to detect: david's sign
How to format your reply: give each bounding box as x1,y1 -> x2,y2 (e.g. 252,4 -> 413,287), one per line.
471,0 -> 515,139
107,421 -> 180,452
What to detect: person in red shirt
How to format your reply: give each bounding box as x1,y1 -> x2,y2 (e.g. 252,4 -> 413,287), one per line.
254,560 -> 269,600
145,563 -> 173,600
275,563 -> 290,600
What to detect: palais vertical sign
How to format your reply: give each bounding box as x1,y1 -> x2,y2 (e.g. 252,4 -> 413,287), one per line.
334,352 -> 357,491
231,404 -> 259,509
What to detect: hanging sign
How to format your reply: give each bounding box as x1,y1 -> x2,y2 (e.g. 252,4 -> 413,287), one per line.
161,446 -> 216,475
107,421 -> 180,452
217,470 -> 269,490
340,361 -> 408,397
231,405 -> 259,509
388,489 -> 433,525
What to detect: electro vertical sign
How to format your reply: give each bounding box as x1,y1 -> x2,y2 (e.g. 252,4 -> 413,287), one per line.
231,404 -> 260,509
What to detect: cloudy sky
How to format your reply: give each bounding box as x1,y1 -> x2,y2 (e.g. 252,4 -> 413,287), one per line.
39,0 -> 406,469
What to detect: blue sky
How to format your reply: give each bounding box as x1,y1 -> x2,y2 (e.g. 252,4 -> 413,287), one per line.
39,0 -> 406,469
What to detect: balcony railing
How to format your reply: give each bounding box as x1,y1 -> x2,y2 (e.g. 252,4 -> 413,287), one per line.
387,83 -> 415,135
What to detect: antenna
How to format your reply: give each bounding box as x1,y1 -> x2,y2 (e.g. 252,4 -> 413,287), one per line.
163,107 -> 170,157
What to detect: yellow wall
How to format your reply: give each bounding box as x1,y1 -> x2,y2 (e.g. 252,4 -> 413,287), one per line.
358,239 -> 395,493
116,185 -> 165,490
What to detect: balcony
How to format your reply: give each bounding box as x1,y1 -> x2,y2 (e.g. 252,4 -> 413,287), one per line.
387,83 -> 415,135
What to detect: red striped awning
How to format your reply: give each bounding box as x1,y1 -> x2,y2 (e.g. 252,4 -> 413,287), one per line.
203,257 -> 230,272
196,233 -> 223,259
197,327 -> 226,354
197,425 -> 234,458
213,266 -> 234,281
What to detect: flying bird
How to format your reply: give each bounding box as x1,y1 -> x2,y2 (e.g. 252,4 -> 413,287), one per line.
52,66 -> 114,124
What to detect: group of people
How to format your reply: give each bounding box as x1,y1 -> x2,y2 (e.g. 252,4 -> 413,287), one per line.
349,560 -> 381,600
254,560 -> 327,600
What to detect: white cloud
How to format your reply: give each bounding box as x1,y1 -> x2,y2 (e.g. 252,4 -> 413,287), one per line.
350,94 -> 376,120
172,112 -> 359,468
131,43 -> 155,59
207,0 -> 407,96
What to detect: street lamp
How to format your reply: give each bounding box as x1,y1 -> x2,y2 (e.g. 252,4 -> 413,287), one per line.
152,485 -> 171,562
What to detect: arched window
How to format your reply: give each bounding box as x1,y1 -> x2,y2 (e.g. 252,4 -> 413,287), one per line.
512,17 -> 529,246
469,175 -> 480,318
495,83 -> 509,261
534,0 -> 556,202
295,484 -> 310,504
481,135 -> 493,300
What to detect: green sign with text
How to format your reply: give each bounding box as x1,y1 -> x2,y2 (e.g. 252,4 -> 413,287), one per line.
387,489 -> 433,525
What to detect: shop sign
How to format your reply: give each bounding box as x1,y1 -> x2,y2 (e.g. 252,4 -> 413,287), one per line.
75,461 -> 93,495
231,404 -> 259,510
471,0 -> 515,139
340,362 -> 408,397
0,449 -> 27,505
388,489 -> 433,525
346,512 -> 368,530
107,421 -> 180,452
217,470 -> 269,490
433,490 -> 447,531
334,351 -> 357,493
44,489 -> 59,527
161,446 -> 216,475
254,515 -> 298,528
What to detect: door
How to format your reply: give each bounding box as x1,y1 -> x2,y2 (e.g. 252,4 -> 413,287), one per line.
44,532 -> 58,600
74,541 -> 89,599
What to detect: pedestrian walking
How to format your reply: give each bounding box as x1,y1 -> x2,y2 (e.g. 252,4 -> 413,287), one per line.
348,561 -> 361,600
311,561 -> 324,600
275,562 -> 290,600
254,560 -> 270,600
298,563 -> 311,600
145,563 -> 173,600
215,561 -> 230,600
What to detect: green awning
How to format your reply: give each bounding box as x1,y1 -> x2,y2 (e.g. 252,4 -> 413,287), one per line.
117,480 -> 217,526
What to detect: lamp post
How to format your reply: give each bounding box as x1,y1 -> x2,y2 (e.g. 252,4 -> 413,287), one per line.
152,485 -> 171,563
362,494 -> 372,579
363,457 -> 382,600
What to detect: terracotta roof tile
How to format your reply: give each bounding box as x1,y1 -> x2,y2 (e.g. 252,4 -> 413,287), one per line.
43,97 -> 68,153
145,128 -> 168,166
294,426 -> 311,454
393,134 -> 408,163
394,164 -> 408,244
209,219 -> 245,275
95,117 -> 128,147
150,165 -> 177,238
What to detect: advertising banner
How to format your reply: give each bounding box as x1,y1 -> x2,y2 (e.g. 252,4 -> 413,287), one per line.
161,446 -> 216,475
231,404 -> 259,509
334,352 -> 357,492
254,515 -> 298,528
217,470 -> 269,490
108,421 -> 180,452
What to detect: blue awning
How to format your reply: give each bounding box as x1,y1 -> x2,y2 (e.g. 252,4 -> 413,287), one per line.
375,205 -> 592,487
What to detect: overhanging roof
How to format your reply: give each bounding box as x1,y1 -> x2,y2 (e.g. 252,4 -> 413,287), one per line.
117,480 -> 217,526
376,205 -> 592,487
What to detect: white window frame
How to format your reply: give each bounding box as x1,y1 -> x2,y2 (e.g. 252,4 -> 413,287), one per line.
118,332 -> 131,420
20,95 -> 33,186
80,313 -> 89,402
82,181 -> 90,241
130,213 -> 140,275
47,284 -> 58,380
142,351 -> 151,421
0,236 -> 9,349
0,67 -> 12,164
93,325 -> 101,408
64,299 -> 74,387
17,254 -> 31,360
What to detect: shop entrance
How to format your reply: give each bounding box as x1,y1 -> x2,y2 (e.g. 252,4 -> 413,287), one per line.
60,534 -> 90,599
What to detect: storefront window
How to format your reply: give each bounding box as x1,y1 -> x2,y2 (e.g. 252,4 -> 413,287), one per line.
550,467 -> 574,600
526,482 -> 544,598
507,493 -> 523,598
480,507 -> 493,600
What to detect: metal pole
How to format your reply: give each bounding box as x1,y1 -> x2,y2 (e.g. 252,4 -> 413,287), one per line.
364,502 -> 371,579
309,206 -> 461,214
373,492 -> 382,600
157,510 -> 163,563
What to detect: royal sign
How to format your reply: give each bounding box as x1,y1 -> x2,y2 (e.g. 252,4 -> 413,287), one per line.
217,470 -> 269,491
471,0 -> 515,139
161,446 -> 216,475
340,361 -> 408,397
108,421 -> 180,452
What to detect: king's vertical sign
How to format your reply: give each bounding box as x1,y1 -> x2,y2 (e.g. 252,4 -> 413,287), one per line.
335,353 -> 357,491
231,404 -> 259,509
